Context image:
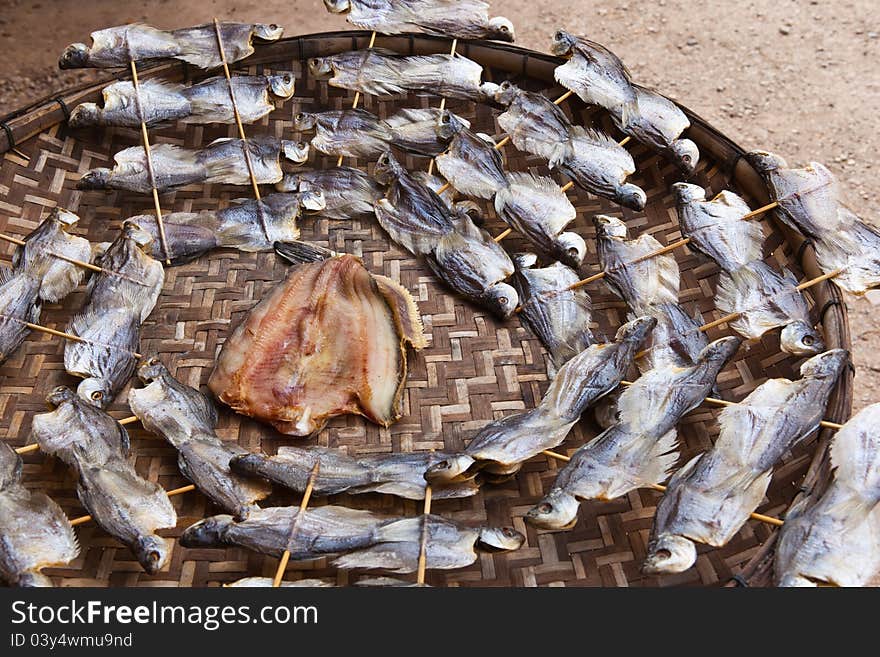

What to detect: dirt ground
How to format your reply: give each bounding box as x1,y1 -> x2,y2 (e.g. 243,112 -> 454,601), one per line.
0,0 -> 878,409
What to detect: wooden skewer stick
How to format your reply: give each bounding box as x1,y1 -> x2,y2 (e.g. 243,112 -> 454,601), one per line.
427,39 -> 459,177
336,31 -> 379,168
128,58 -> 171,266
493,228 -> 513,242
568,238 -> 692,291
14,415 -> 143,455
212,18 -> 271,243
741,200 -> 779,221
69,484 -> 195,527
416,473 -> 434,585
0,313 -> 142,358
538,449 -> 783,526
273,462 -> 320,587
0,232 -> 102,274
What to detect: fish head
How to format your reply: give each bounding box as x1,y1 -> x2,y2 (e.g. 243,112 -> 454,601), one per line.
483,282 -> 519,319
16,572 -> 56,588
323,0 -> 351,13
492,80 -> 520,107
592,214 -> 628,239
77,168 -> 111,190
282,140 -> 311,164
554,231 -> 587,268
424,454 -> 477,484
525,489 -> 580,530
642,533 -> 697,574
478,526 -> 526,552
76,378 -> 113,409
179,515 -> 232,548
699,336 -> 742,366
267,73 -> 296,99
799,348 -> 848,380
373,151 -> 404,185
453,200 -> 483,225
550,30 -> 577,57
300,189 -> 327,213
136,535 -> 171,575
59,43 -> 89,69
435,110 -> 466,141
253,24 -> 284,42
487,17 -> 516,43
671,139 -> 700,176
615,315 -> 658,345
293,111 -> 317,131
307,56 -> 334,79
45,385 -> 77,410
745,150 -> 788,174
48,207 -> 81,231
136,356 -> 168,384
68,103 -> 99,128
617,183 -> 648,212
122,220 -> 155,252
780,321 -> 825,356
671,181 -> 706,205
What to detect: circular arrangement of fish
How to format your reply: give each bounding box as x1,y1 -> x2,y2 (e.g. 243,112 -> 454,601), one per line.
1,9 -> 871,588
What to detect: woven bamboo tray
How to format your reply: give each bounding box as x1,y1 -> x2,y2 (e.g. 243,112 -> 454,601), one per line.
0,31 -> 852,587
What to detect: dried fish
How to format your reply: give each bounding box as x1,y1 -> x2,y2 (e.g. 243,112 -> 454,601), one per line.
60,22 -> 283,70
31,386 -> 177,574
493,82 -> 645,210
69,74 -> 295,128
385,108 -> 469,156
131,192 -> 325,264
747,151 -> 880,294
618,87 -> 699,175
209,242 -> 426,436
435,124 -> 507,200
374,152 -> 517,318
79,136 -> 310,194
12,209 -> 92,303
526,337 -> 741,530
308,48 -> 486,102
511,254 -> 594,369
326,0 -> 515,41
642,349 -> 848,575
276,167 -> 385,221
0,443 -> 79,587
425,316 -> 655,485
295,108 -> 393,159
230,446 -> 479,500
129,358 -> 271,521
0,268 -> 41,367
775,403 -> 880,587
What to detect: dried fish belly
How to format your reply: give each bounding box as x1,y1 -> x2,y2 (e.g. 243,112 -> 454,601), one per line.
642,349 -> 848,575
295,108 -> 393,159
210,244 -> 426,436
31,387 -> 177,574
60,22 -> 283,70
230,446 -> 479,500
774,403 -> 880,587
129,358 -> 271,520
69,74 -> 294,128
0,443 -> 79,587
425,316 -> 655,485
79,136 -> 309,194
276,167 -> 385,220
326,0 -> 515,42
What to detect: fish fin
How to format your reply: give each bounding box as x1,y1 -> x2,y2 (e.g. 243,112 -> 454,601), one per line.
332,544 -> 415,574
274,240 -> 336,265
830,405 -> 880,503
374,198 -> 449,255
637,428 -> 680,488
615,368 -> 682,429
373,274 -> 428,350
632,234 -> 680,305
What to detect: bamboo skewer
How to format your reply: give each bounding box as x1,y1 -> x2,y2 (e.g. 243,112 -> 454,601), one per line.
0,313 -> 142,359
212,18 -> 271,243
69,484 -> 196,527
128,56 -> 171,267
273,462 -> 320,587
427,39 -> 459,177
336,31 -> 378,168
416,474 -> 434,586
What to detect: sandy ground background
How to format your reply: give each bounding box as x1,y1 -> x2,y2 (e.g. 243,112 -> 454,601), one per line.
0,0 -> 877,409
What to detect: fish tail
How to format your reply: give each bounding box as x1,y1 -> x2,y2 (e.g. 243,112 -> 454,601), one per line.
638,428 -> 680,488
274,240 -> 336,265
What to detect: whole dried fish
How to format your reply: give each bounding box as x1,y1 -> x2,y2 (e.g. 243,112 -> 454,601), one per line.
747,151 -> 880,294
13,209 -> 92,303
552,31 -> 698,174
642,349 -> 848,575
425,316 -> 656,485
374,152 -> 517,318
230,446 -> 479,500
775,403 -> 880,587
31,386 -> 177,574
131,192 -> 325,264
511,254 -> 594,369
70,74 -> 295,128
308,48 -> 486,102
0,268 -> 41,366
526,337 -> 741,530
0,443 -> 79,587
129,358 -> 271,521
385,108 -> 469,156
493,82 -> 645,210
326,0 -> 515,42
60,22 -> 283,70
276,167 -> 385,221
79,136 -> 310,194
435,124 -> 507,200
209,242 -> 426,436
295,108 -> 393,159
